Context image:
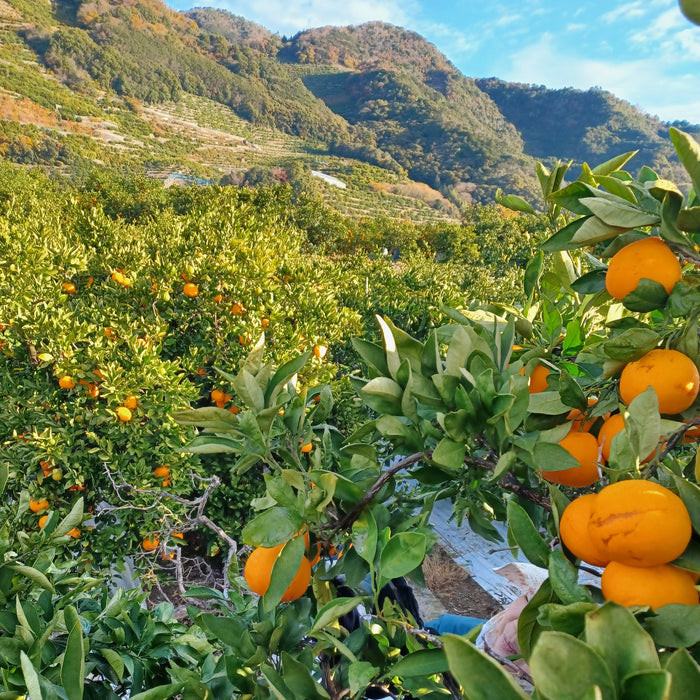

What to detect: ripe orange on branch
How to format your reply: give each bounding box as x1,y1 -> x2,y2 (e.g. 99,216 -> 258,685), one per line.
588,480 -> 692,567
58,375 -> 76,389
541,431 -> 600,487
244,544 -> 311,602
559,494 -> 610,567
183,282 -> 199,298
601,561 -> 699,609
605,236 -> 682,300
30,499 -> 49,513
619,348 -> 699,414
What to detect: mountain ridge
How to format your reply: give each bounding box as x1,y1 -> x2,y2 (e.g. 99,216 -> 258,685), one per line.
0,0 -> 695,208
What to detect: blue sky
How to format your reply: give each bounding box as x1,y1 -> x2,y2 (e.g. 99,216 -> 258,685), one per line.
164,0 -> 700,123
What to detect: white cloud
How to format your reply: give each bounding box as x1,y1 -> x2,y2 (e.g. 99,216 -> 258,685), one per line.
602,2 -> 647,24
502,35 -> 699,122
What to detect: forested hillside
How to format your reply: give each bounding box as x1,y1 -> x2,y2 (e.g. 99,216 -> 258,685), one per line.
0,0 -> 695,207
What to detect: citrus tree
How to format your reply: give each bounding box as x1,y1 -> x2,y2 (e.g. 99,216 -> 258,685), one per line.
174,125 -> 700,699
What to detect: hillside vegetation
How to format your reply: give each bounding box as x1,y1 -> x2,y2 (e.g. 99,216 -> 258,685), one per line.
0,0 -> 693,212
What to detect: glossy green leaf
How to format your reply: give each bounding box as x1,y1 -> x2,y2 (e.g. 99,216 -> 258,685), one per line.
528,392 -> 573,415
388,648 -> 449,678
664,648 -> 700,700
181,435 -> 242,454
592,151 -> 638,176
603,329 -> 661,361
264,351 -> 312,406
530,632 -> 616,700
352,338 -> 390,376
533,442 -> 581,473
571,216 -> 631,245
507,500 -> 551,568
360,376 -> 403,415
620,670 -> 671,700
442,635 -> 529,700
352,509 -> 378,565
550,181 -> 597,215
621,278 -> 670,313
55,498 -> 84,539
431,438 -> 466,470
379,532 -> 427,581
584,603 -> 659,693
541,216 -> 590,251
579,197 -> 659,228
128,684 -> 186,700
310,597 -> 365,634
669,127 -> 700,197
677,206 -> 700,233
572,269 -> 607,294
496,188 -> 535,214
62,612 -> 85,700
625,389 -> 661,463
10,565 -> 54,593
263,534 -> 306,612
549,550 -> 593,604
241,507 -> 304,547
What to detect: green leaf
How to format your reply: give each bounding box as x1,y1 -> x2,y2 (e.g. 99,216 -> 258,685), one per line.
348,661 -> 378,697
388,648 -> 449,678
0,464 -> 8,497
489,450 -> 517,483
351,509 -> 378,565
181,435 -> 242,454
592,151 -> 638,176
580,197 -> 659,228
264,351 -> 312,406
431,438 -> 466,470
518,579 -> 557,659
572,269 -> 607,294
603,329 -> 661,361
376,315 -> 401,379
677,206 -> 700,233
530,632 -> 616,700
62,612 -> 85,700
507,500 -> 551,568
584,603 -> 659,694
20,651 -> 42,700
550,181 -> 598,215
172,407 -> 239,430
280,651 -> 330,700
263,534 -> 306,612
99,648 -> 125,682
442,635 -> 530,700
352,338 -> 389,376
55,498 -> 83,538
128,684 -> 185,700
233,368 -> 265,412
659,192 -> 689,245
625,388 -> 661,463
524,251 -> 545,300
559,371 -> 587,411
596,175 -> 637,204
241,507 -> 304,547
541,217 -> 590,252
670,127 -> 700,197
10,565 -> 54,593
360,376 -> 403,415
379,532 -> 427,581
548,550 -> 593,604
620,670 -> 671,700
496,188 -> 535,214
571,216 -> 632,245
528,392 -> 573,416
310,597 -> 365,634
643,604 -> 700,648
621,278 -> 670,313
533,443 -> 581,473
664,649 -> 700,700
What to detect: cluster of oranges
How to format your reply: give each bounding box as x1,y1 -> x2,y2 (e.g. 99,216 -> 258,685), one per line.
523,344 -> 700,488
154,465 -> 172,488
58,373 -> 140,424
560,480 -> 698,609
210,389 -> 238,413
